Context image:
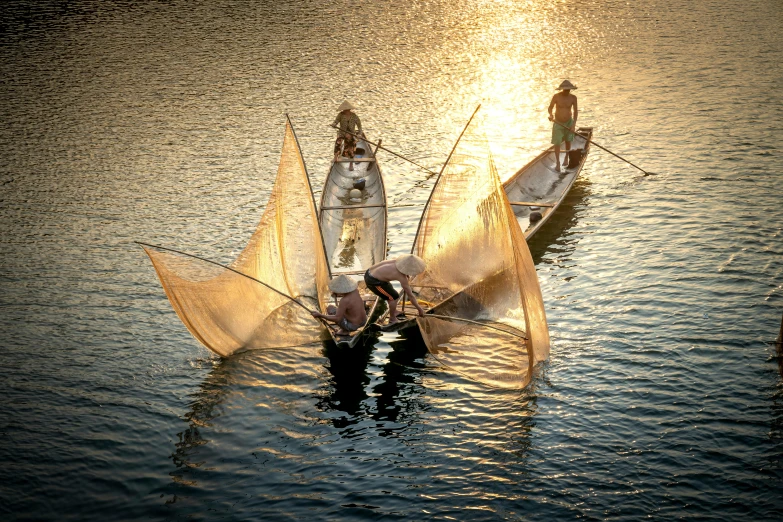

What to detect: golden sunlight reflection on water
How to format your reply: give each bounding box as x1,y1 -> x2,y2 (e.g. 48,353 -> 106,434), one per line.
2,0 -> 783,519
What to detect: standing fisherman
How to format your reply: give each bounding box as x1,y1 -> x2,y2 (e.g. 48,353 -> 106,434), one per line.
364,255 -> 427,324
547,80 -> 579,172
332,100 -> 363,171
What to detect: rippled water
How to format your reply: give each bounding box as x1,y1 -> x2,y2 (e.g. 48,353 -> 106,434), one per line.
2,0 -> 782,520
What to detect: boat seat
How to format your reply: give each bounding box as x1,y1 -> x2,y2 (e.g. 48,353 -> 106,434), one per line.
336,158 -> 375,163
321,203 -> 386,210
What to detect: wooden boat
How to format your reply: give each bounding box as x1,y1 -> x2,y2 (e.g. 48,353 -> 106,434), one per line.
503,127 -> 593,239
318,135 -> 388,348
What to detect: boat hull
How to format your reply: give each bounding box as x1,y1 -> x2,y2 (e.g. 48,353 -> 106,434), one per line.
319,136 -> 388,348
503,127 -> 593,240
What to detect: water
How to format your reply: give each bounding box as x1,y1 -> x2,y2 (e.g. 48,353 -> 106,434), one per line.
1,0 -> 782,520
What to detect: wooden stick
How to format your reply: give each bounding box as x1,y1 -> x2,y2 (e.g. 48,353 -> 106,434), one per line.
136,242 -> 323,320
422,314 -> 529,340
320,203 -> 386,210
508,201 -> 555,208
551,120 -> 654,176
330,125 -> 438,176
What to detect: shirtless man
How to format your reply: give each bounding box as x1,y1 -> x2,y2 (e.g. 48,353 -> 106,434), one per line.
310,275 -> 367,335
364,254 -> 426,324
547,80 -> 579,172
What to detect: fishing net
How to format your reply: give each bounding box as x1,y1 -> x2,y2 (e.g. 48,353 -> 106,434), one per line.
142,120 -> 331,357
412,111 -> 550,389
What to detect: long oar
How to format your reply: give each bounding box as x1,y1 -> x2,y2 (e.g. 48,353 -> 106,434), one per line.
330,125 -> 438,176
552,119 -> 655,176
135,241 -> 323,320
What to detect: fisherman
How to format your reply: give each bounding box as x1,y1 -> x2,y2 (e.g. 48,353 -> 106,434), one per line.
364,254 -> 427,324
547,79 -> 579,172
310,275 -> 367,335
332,100 -> 363,171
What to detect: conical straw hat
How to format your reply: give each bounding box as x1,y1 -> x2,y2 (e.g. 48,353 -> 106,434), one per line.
395,254 -> 426,276
557,80 -> 577,90
337,100 -> 356,112
328,274 -> 358,293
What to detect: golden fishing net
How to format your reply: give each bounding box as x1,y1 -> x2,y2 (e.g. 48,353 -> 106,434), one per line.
412,112 -> 550,389
142,120 -> 331,357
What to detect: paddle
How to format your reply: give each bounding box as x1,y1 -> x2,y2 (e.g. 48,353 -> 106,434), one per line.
551,119 -> 656,176
329,125 -> 439,176
135,241 -> 327,323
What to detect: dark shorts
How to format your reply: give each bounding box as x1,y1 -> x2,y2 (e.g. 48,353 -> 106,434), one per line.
364,270 -> 400,301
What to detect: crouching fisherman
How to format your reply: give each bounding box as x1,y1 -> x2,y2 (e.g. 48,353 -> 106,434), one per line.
310,275 -> 367,335
364,254 -> 427,324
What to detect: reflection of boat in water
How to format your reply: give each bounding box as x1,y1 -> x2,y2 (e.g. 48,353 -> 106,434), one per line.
317,337 -> 377,422
375,108 -> 551,389
319,136 -> 388,349
503,127 -> 593,240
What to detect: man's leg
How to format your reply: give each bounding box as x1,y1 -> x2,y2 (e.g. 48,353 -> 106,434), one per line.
388,298 -> 399,324
554,144 -> 561,171
563,140 -> 571,168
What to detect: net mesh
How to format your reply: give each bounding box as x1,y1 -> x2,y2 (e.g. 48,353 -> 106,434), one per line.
142,120 -> 330,356
412,112 -> 550,388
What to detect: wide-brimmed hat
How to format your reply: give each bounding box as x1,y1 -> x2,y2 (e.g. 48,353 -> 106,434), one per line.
395,254 -> 426,276
328,275 -> 358,293
557,80 -> 577,90
337,100 -> 356,112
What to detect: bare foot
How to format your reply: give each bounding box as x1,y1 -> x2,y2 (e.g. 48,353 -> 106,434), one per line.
336,329 -> 351,336
388,317 -> 398,325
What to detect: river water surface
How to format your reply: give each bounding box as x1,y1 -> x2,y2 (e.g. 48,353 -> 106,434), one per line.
1,0 -> 782,520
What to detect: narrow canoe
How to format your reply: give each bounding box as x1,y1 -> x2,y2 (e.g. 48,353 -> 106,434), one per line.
319,136 -> 388,348
503,127 -> 593,239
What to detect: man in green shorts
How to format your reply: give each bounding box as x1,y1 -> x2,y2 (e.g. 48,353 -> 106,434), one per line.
547,79 -> 579,172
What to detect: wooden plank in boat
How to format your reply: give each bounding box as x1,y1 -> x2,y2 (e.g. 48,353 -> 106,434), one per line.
335,158 -> 375,162
509,201 -> 555,208
321,203 -> 386,210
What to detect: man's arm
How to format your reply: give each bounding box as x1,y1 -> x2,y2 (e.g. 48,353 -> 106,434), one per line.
399,278 -> 426,317
571,96 -> 578,130
547,95 -> 556,121
311,300 -> 347,323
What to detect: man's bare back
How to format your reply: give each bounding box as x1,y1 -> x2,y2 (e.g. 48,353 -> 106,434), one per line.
311,288 -> 367,334
335,290 -> 367,327
368,259 -> 405,282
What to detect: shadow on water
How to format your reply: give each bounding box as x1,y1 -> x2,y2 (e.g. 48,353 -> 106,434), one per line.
316,336 -> 378,422
169,356 -> 238,478
526,177 -> 592,263
372,330 -> 431,423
